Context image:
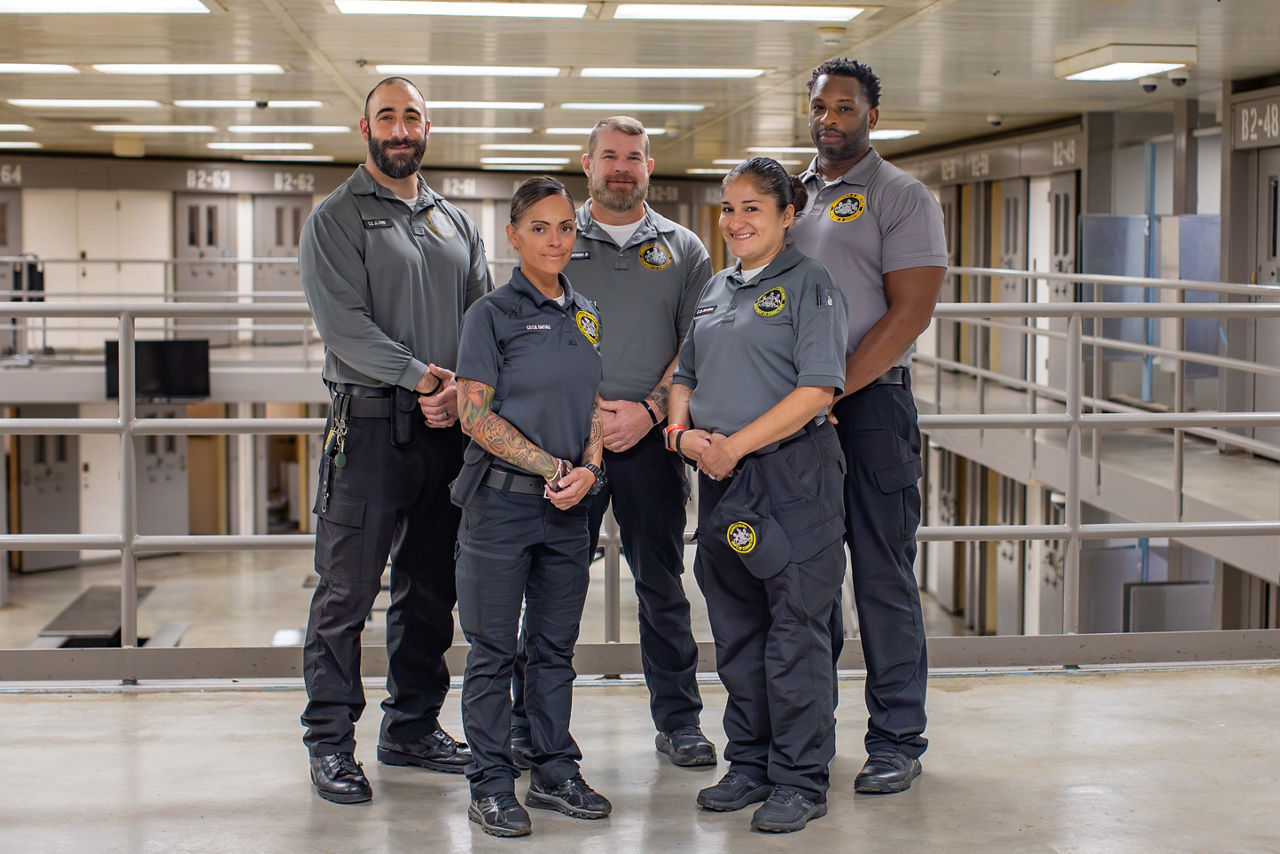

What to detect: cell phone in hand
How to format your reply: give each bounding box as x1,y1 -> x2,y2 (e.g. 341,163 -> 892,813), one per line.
545,459 -> 569,493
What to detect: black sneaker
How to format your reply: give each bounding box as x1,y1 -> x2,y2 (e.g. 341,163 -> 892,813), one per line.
696,769 -> 771,812
854,751 -> 922,794
655,725 -> 717,767
377,727 -> 471,774
526,773 -> 612,819
510,729 -> 533,770
469,792 -> 532,838
750,787 -> 827,833
310,752 -> 372,804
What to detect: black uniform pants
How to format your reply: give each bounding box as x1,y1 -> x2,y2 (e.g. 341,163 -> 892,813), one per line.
831,373 -> 928,759
456,485 -> 592,798
301,410 -> 465,756
693,426 -> 846,802
512,427 -> 700,735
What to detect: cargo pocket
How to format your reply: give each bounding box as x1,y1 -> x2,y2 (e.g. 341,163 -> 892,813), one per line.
874,455 -> 922,541
313,493 -> 367,581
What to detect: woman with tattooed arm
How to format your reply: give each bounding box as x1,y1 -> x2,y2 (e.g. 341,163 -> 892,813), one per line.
451,176 -> 609,839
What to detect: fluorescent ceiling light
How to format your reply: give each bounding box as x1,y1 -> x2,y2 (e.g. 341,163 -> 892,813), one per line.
870,129 -> 920,140
94,63 -> 285,75
336,1 -> 586,17
425,100 -> 544,110
685,168 -> 727,175
429,126 -> 533,134
581,67 -> 763,79
8,98 -> 162,108
747,146 -> 814,154
481,157 -> 571,165
615,4 -> 864,22
480,143 -> 581,151
375,64 -> 560,77
546,126 -> 667,135
208,142 -> 314,150
228,125 -> 350,133
0,0 -> 208,10
93,124 -> 216,133
0,124 -> 34,132
482,164 -> 564,171
560,102 -> 704,112
242,154 -> 336,162
175,99 -> 323,108
0,63 -> 79,74
1054,44 -> 1196,81
0,141 -> 42,149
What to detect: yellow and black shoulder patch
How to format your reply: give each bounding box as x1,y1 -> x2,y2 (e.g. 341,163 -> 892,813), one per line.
575,310 -> 600,345
828,192 -> 866,223
727,522 -> 757,554
638,242 -> 674,270
753,287 -> 787,317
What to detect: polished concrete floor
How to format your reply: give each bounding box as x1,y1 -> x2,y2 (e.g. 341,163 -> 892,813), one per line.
4,664 -> 1279,853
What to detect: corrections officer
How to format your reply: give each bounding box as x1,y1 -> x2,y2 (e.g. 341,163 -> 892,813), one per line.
670,158 -> 849,833
790,58 -> 948,794
510,116 -> 716,767
453,177 -> 610,838
299,76 -> 491,804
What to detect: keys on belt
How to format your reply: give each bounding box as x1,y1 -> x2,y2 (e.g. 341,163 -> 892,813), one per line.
324,392 -> 351,469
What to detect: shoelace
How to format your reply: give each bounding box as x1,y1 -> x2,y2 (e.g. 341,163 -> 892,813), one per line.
329,754 -> 363,779
489,791 -> 523,812
431,728 -> 466,750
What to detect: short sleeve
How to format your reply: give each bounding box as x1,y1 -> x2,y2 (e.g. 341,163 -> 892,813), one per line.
792,266 -> 849,394
881,180 -> 949,274
455,301 -> 502,390
672,322 -> 698,389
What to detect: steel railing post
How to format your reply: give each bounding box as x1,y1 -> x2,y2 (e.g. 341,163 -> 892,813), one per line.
1063,312 -> 1082,635
602,507 -> 622,645
118,313 -> 140,659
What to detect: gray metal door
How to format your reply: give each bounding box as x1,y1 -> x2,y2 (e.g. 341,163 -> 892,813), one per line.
936,186 -> 960,366
252,195 -> 310,345
1047,172 -> 1078,390
1038,493 -> 1065,634
995,178 -> 1029,381
1,189 -> 23,356
995,475 -> 1025,635
1254,147 -> 1280,451
174,194 -> 236,346
925,442 -> 959,614
16,405 -> 79,572
136,405 -> 189,536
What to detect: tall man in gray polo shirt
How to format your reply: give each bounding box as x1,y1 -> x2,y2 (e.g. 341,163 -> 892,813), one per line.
509,116 -> 716,767
298,77 -> 491,804
790,58 -> 948,795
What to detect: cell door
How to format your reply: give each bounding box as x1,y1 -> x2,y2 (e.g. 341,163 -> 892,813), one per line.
252,195 -> 311,345
1047,172 -> 1078,391
993,178 -> 1029,382
0,189 -> 22,355
1254,147 -> 1280,453
174,194 -> 237,346
16,405 -> 80,572
936,186 -> 960,366
994,476 -> 1026,636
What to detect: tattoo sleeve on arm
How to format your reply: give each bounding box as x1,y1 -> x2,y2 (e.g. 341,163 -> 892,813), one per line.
457,378 -> 559,479
644,355 -> 679,418
585,396 -> 603,467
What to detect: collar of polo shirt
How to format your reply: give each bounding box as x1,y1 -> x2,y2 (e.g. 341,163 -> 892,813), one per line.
800,146 -> 883,189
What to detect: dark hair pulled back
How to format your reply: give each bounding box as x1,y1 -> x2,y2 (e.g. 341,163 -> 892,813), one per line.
509,175 -> 575,225
723,157 -> 807,214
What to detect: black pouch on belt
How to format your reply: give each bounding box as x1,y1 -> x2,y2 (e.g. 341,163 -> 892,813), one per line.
392,386 -> 418,448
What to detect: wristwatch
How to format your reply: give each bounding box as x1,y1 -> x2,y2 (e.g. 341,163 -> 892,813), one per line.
581,462 -> 606,495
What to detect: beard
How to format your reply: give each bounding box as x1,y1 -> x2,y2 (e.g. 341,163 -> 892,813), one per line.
810,120 -> 869,163
368,132 -> 426,179
589,171 -> 648,213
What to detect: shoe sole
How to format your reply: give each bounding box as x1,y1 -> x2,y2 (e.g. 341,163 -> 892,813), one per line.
377,746 -> 467,774
655,734 -> 718,768
854,760 -> 922,794
468,804 -> 532,838
751,801 -> 828,833
311,774 -> 371,805
525,790 -> 612,820
696,785 -> 771,812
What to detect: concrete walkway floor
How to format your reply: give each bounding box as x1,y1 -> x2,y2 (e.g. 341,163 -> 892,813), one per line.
3,665 -> 1278,854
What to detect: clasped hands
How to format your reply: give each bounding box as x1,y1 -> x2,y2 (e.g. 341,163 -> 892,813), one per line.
416,363 -> 457,428
543,459 -> 596,510
679,430 -> 740,481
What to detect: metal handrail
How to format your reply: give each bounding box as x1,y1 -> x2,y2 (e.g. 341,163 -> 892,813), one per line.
949,264 -> 1280,298
1,295 -> 1279,676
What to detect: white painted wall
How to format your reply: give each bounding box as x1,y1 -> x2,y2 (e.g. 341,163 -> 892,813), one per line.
79,401 -> 121,561
1027,176 -> 1053,389
1197,134 -> 1222,215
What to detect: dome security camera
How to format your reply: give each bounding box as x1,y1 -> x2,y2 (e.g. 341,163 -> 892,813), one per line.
1168,70 -> 1189,87
986,114 -> 1004,128
1140,77 -> 1158,94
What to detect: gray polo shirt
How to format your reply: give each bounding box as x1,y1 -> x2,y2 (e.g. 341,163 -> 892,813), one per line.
791,147 -> 947,364
299,165 -> 492,390
567,201 -> 711,401
456,268 -> 603,463
672,246 -> 848,435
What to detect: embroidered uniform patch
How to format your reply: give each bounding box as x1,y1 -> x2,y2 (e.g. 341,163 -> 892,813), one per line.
638,242 -> 673,270
828,192 -> 866,223
753,287 -> 787,317
694,304 -> 717,318
427,208 -> 456,238
727,522 -> 757,554
576,310 -> 600,345
362,218 -> 392,229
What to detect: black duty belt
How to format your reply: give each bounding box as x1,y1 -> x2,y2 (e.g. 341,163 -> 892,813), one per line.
871,366 -> 907,386
327,382 -> 393,418
483,466 -> 547,496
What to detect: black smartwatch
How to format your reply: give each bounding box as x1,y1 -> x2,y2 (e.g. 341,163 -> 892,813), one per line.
582,462 -> 606,495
